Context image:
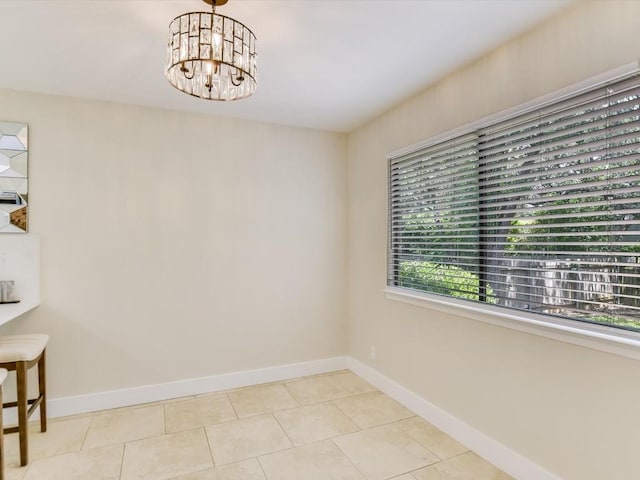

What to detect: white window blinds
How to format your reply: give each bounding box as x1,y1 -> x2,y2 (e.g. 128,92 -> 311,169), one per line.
388,73 -> 640,332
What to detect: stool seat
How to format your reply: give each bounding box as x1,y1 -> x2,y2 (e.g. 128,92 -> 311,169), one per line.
0,335 -> 48,362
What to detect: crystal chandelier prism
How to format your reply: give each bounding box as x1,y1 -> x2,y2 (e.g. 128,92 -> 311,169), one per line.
165,0 -> 257,101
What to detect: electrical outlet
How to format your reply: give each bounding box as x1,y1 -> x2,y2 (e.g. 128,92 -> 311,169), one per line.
369,345 -> 376,360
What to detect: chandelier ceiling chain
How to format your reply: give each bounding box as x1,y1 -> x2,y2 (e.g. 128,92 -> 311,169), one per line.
165,0 -> 257,101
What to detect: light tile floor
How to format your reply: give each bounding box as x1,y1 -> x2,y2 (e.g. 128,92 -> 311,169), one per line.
3,370 -> 513,480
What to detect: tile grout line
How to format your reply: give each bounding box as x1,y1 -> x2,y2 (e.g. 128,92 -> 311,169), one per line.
328,414 -> 469,480
224,392 -> 242,421
329,398 -> 366,430
201,424 -> 217,471
255,455 -> 270,480
329,436 -> 371,480
162,403 -> 167,436
269,412 -> 295,449
118,442 -> 126,480
79,414 -> 94,452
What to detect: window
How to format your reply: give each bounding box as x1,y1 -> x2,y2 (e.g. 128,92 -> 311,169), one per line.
388,72 -> 640,333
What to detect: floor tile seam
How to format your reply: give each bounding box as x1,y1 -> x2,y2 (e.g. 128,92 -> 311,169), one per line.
227,379 -> 292,396
379,414 -> 446,452
78,413 -> 95,452
10,420 -> 93,462
163,394 -> 231,412
385,473 -> 412,480
329,397 -> 365,428
82,433 -> 160,452
267,413 -> 295,451
84,403 -> 165,431
117,440 -> 126,480
166,411 -> 241,435
115,423 -> 207,464
330,424 -> 442,480
280,381 -> 306,405
195,391 -> 226,399
8,440 -> 114,468
392,416 -> 473,462
166,465 -> 211,480
434,449 -> 475,464
280,369 -> 349,383
120,427 -> 213,479
329,395 -> 415,430
90,401 -> 173,417
82,409 -> 166,451
202,425 -> 217,471
162,402 -> 167,435
162,396 -> 240,435
204,420 -> 293,468
227,406 -> 294,421
280,371 -> 376,394
48,411 -> 95,424
336,389 -> 385,401
328,389 -> 385,412
390,417 -> 443,461
278,376 -> 371,403
118,395 -> 198,412
215,439 -> 293,470
218,379 -> 309,397
254,455 -> 270,480
407,450 -> 471,475
283,389 -> 381,407
328,436 -> 370,480
17,443 -> 126,480
323,416 -> 401,441
246,397 -> 342,419
226,393 -> 302,418
224,392 -> 242,420
325,415 -> 443,457
254,439 -> 360,480
6,462 -> 30,480
269,399 -> 363,440
387,466 -> 425,480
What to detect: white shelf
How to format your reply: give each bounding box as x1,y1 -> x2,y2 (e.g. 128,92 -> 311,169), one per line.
0,300 -> 39,327
0,234 -> 40,327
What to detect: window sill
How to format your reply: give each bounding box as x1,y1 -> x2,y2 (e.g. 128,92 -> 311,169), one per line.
384,286 -> 640,361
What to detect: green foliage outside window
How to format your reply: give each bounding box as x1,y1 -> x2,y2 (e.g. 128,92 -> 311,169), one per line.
399,261 -> 496,302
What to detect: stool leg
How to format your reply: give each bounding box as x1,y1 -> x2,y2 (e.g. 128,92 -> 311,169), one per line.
38,351 -> 46,433
16,362 -> 28,466
0,382 -> 4,480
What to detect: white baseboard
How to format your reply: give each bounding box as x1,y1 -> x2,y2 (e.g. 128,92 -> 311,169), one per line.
346,357 -> 561,480
25,356 -> 348,421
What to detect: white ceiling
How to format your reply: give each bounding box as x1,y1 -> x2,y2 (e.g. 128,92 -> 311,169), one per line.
0,0 -> 572,132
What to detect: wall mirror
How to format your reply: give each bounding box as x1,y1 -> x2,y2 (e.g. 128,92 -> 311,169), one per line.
0,122 -> 28,233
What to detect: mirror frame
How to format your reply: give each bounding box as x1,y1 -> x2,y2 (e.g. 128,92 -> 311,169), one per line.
0,121 -> 28,233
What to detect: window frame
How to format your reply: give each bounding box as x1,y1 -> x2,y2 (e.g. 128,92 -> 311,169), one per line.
386,61 -> 640,359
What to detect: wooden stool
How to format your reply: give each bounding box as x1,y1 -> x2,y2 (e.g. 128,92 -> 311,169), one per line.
0,334 -> 48,466
0,368 -> 8,480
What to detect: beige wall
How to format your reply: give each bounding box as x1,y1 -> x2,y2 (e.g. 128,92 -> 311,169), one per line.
347,2 -> 640,480
0,90 -> 348,397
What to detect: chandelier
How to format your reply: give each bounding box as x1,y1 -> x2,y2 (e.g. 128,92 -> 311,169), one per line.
165,0 -> 257,101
